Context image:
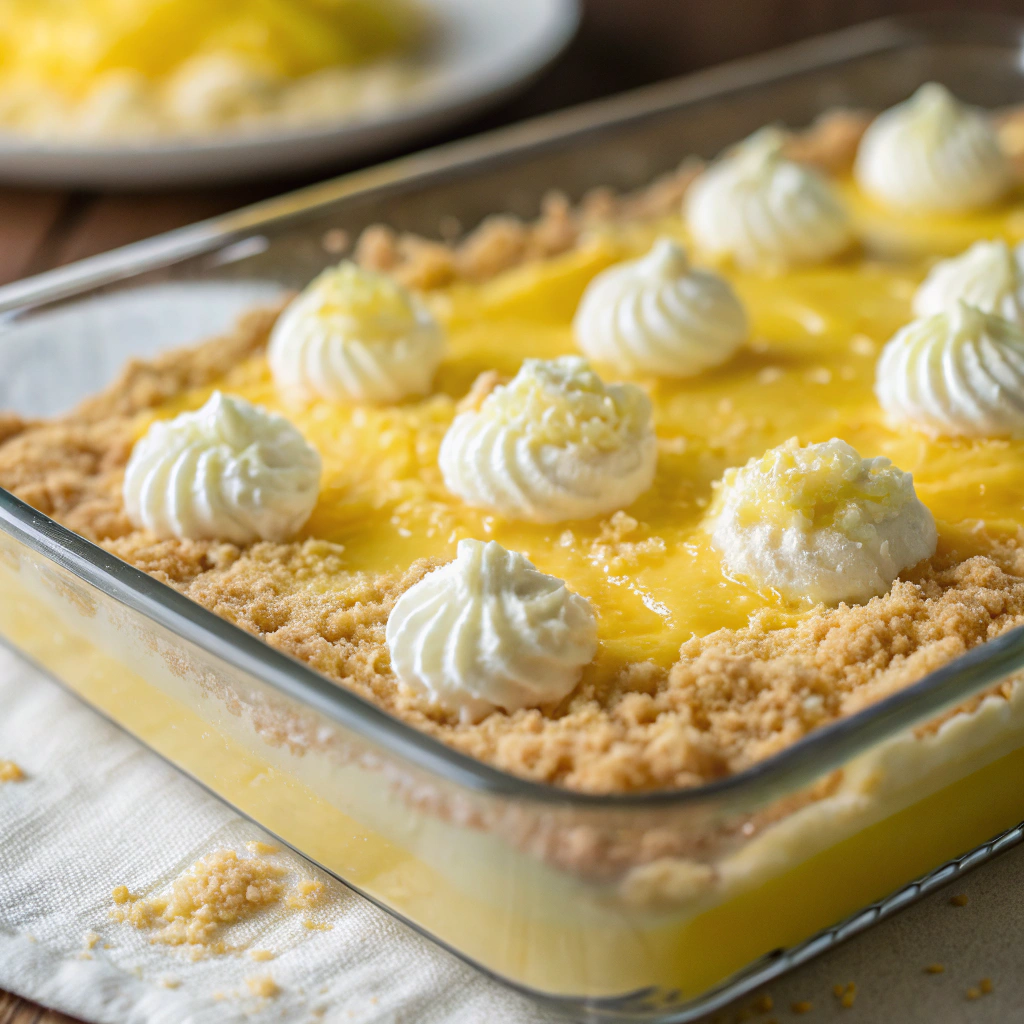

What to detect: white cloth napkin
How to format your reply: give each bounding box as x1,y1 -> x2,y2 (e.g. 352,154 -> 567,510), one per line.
8,636 -> 1024,1024
0,643 -> 564,1024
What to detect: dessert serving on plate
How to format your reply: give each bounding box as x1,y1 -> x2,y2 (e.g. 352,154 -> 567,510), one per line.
0,0 -> 426,140
5,73 -> 1024,1011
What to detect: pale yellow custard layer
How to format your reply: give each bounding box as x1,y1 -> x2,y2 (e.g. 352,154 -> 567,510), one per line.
145,190 -> 1024,682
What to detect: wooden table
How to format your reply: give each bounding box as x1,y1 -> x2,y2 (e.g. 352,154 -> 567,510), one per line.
4,1 -> 1024,1020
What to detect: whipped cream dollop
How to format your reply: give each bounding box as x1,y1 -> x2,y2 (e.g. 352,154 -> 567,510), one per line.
913,239 -> 1024,325
854,83 -> 1012,213
684,127 -> 852,269
708,438 -> 936,606
572,238 -> 748,377
269,261 -> 444,404
439,356 -> 657,523
123,391 -> 322,545
386,539 -> 598,721
875,300 -> 1024,438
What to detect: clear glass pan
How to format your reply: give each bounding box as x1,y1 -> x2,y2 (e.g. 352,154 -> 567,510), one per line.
4,13 -> 1024,1021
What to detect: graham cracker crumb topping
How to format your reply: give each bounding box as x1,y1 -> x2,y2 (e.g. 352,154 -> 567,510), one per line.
111,848 -> 286,953
5,110 -> 1024,799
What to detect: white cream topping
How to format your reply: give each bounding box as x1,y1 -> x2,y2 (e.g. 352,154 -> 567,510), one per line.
439,356 -> 657,523
875,300 -> 1024,438
854,83 -> 1012,213
707,438 -> 936,606
913,239 -> 1024,325
684,127 -> 852,269
572,238 -> 748,377
123,391 -> 321,545
386,538 -> 598,721
269,261 -> 444,404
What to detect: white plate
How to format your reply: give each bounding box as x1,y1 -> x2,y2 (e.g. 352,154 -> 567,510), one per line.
0,0 -> 578,189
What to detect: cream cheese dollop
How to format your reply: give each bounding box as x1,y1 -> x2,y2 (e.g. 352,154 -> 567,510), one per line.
707,438 -> 936,606
854,83 -> 1012,213
386,538 -> 598,721
913,239 -> 1024,325
572,238 -> 748,377
439,356 -> 657,523
269,261 -> 444,404
684,127 -> 852,269
123,391 -> 322,545
875,300 -> 1024,438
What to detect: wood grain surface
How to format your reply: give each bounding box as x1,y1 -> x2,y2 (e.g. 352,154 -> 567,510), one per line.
3,2 -> 1023,1021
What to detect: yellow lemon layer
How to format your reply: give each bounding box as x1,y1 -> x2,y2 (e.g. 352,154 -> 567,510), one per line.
0,0 -> 420,95
147,188 -> 1024,677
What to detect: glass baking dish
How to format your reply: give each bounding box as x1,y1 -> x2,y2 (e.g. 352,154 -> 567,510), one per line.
5,13 -> 1024,1021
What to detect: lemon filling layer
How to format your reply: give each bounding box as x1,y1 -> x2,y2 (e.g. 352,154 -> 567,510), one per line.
139,190 -> 1024,679
0,0 -> 424,136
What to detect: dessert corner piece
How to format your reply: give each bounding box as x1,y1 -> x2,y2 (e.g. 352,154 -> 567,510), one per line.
5,86 -> 1024,796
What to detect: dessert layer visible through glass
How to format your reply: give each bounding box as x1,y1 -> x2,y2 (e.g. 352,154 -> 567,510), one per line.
6,59 -> 1024,1016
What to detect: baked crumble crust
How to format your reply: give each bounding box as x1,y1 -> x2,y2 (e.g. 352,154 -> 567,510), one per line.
4,111 -> 1024,795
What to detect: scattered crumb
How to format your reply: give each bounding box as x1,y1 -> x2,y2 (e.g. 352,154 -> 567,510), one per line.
249,949 -> 275,962
111,848 -> 285,953
76,952 -> 93,960
980,977 -> 993,994
159,977 -> 181,990
247,975 -> 280,999
966,987 -> 981,1000
925,964 -> 945,974
791,1001 -> 812,1014
951,894 -> 969,907
111,885 -> 136,905
754,994 -> 773,1012
83,931 -> 101,950
0,759 -> 25,782
287,878 -> 325,910
246,841 -> 280,856
303,920 -> 333,931
585,511 -> 666,572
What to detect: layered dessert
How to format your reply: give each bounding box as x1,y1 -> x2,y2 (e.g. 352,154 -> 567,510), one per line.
0,0 -> 425,140
4,81 -> 1024,1002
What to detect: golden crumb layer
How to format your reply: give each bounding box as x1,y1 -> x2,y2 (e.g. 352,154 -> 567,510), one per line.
4,112 -> 1024,794
111,848 -> 287,952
